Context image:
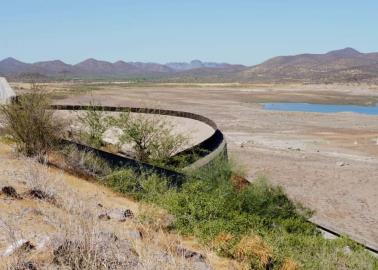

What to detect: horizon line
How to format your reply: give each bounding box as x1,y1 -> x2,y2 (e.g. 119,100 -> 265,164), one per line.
1,47 -> 377,67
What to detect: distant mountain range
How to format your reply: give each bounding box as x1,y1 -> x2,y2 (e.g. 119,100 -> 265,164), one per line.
0,57 -> 245,79
1,48 -> 378,83
237,47 -> 378,83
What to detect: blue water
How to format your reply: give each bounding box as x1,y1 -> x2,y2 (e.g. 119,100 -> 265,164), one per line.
262,102 -> 378,115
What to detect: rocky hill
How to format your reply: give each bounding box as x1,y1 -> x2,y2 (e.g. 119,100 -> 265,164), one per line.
0,58 -> 244,80
236,48 -> 378,83
1,48 -> 378,83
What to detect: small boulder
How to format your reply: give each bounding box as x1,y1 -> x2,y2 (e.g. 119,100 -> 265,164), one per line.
336,161 -> 345,167
176,246 -> 205,262
97,231 -> 119,242
3,240 -> 35,256
98,213 -> 111,221
176,246 -> 212,270
125,230 -> 143,240
28,189 -> 56,203
124,209 -> 134,218
29,189 -> 48,199
108,208 -> 134,222
1,186 -> 22,199
15,261 -> 37,270
35,236 -> 50,250
342,245 -> 352,255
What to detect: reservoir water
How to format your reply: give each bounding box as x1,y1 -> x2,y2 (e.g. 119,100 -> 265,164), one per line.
262,102 -> 378,115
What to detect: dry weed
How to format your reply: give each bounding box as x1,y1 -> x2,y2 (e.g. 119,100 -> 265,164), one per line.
234,234 -> 273,268
21,156 -> 64,201
212,232 -> 234,255
280,258 -> 300,270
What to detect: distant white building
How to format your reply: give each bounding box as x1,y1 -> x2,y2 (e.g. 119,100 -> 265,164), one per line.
0,77 -> 16,104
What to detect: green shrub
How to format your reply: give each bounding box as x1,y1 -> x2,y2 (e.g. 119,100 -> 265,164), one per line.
104,169 -> 142,199
238,178 -> 298,220
139,173 -> 169,200
113,113 -> 188,164
104,169 -> 169,201
77,101 -> 110,148
0,86 -> 65,156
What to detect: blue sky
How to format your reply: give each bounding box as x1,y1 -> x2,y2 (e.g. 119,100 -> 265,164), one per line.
1,0 -> 377,65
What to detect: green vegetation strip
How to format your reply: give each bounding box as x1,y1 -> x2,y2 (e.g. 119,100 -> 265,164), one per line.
100,158 -> 378,270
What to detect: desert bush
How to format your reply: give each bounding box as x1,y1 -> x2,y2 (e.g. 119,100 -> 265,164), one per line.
76,106 -> 190,167
113,113 -> 188,164
0,85 -> 65,156
104,169 -> 143,199
77,101 -> 111,148
238,178 -> 303,221
104,169 -> 169,201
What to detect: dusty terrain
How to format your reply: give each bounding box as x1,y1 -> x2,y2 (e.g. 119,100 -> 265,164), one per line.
31,82 -> 378,249
0,142 -> 239,269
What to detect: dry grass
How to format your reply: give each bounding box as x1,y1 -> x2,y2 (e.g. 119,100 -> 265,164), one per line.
234,234 -> 273,268
21,156 -> 63,199
280,258 -> 300,270
0,145 -> 236,269
212,233 -> 235,255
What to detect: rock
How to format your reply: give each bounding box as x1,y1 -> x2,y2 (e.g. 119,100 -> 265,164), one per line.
176,246 -> 212,270
35,236 -> 50,250
336,161 -> 345,167
97,231 -> 119,242
113,239 -> 140,267
125,229 -> 143,240
28,189 -> 52,201
319,229 -> 338,240
124,209 -> 134,218
176,246 -> 205,262
15,261 -> 37,270
108,208 -> 134,222
342,245 -> 352,255
192,261 -> 212,270
98,213 -> 111,221
3,240 -> 35,256
1,186 -> 22,199
108,209 -> 126,222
